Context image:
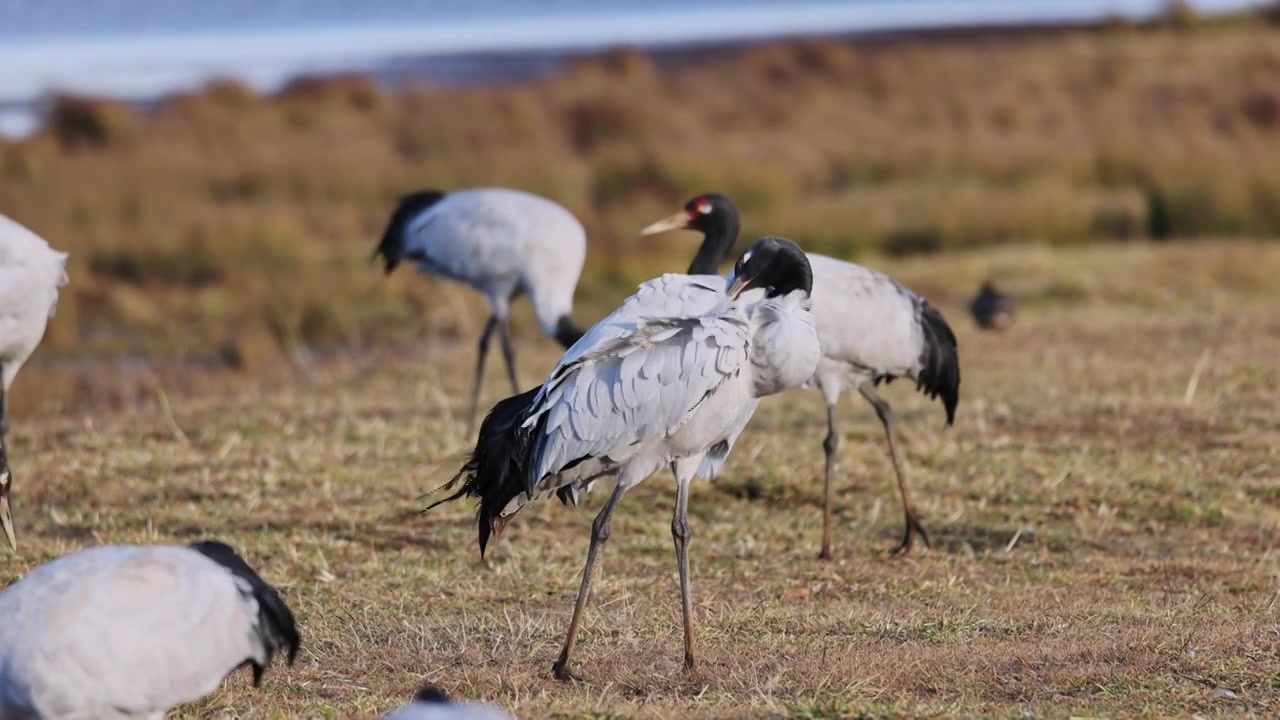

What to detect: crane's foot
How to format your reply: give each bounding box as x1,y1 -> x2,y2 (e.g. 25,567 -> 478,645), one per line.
891,516 -> 931,557
817,545 -> 834,561
683,653 -> 696,673
552,659 -> 585,682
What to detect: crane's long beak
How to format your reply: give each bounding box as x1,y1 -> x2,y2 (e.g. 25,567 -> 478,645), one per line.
1,484 -> 15,552
727,275 -> 751,300
639,210 -> 692,236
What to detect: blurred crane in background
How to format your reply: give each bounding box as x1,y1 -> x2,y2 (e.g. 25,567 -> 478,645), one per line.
373,188 -> 587,432
0,213 -> 69,552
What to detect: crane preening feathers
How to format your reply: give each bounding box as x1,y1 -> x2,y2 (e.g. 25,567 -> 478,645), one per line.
0,213 -> 69,552
373,187 -> 587,432
641,194 -> 960,556
430,236 -> 822,680
0,541 -> 299,719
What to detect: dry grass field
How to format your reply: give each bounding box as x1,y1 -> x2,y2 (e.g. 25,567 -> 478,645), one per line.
2,239 -> 1277,718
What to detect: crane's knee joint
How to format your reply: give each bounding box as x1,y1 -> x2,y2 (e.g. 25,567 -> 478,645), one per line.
591,517 -> 612,544
823,431 -> 839,455
671,517 -> 690,543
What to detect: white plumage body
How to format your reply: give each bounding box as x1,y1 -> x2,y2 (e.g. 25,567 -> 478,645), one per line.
0,214 -> 68,393
375,187 -> 589,429
638,195 -> 961,556
396,188 -> 585,337
498,273 -> 817,516
0,543 -> 297,720
804,254 -> 935,401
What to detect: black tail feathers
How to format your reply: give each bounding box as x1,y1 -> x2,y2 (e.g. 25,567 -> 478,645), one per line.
372,190 -> 446,274
915,302 -> 961,425
190,540 -> 301,686
426,387 -> 542,557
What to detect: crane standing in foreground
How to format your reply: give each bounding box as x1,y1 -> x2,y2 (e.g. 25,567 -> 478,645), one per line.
641,194 -> 960,556
0,213 -> 69,552
0,540 -> 299,719
431,236 -> 821,680
373,188 -> 587,432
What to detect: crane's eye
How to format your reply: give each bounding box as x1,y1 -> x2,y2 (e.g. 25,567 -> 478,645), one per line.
696,200 -> 712,215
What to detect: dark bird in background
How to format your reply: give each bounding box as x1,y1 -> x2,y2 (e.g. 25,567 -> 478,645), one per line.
969,281 -> 1016,330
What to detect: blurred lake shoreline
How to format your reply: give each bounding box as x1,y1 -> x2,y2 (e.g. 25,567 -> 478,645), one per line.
2,0 -> 1268,139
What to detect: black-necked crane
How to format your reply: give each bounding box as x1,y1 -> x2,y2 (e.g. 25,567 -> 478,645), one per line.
0,213 -> 69,552
641,194 -> 961,557
969,280 -> 1016,330
382,683 -> 513,720
430,236 -> 821,680
372,187 -> 588,431
0,540 -> 299,719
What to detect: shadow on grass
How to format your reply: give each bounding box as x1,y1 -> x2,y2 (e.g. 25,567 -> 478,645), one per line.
927,523 -> 1075,555
60,515 -> 458,554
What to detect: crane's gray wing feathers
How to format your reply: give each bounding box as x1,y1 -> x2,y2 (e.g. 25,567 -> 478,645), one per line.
527,315 -> 751,482
550,273 -> 728,368
524,275 -> 749,483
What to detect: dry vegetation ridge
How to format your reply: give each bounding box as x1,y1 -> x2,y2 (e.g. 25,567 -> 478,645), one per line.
1,7 -> 1278,719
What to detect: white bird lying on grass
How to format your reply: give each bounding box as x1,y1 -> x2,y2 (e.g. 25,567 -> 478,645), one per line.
0,213 -> 70,552
430,236 -> 822,680
0,541 -> 299,719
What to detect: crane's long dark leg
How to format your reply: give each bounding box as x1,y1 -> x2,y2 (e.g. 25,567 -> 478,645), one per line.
496,316 -> 519,395
0,362 -> 15,551
670,461 -> 696,670
858,383 -> 930,554
1,361 -> 9,466
820,401 -> 839,561
553,479 -> 629,681
0,365 -> 8,436
467,315 -> 500,436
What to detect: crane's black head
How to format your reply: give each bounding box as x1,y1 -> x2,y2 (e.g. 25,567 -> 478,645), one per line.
411,683 -> 453,704
372,189 -> 447,274
190,540 -> 301,685
639,193 -> 740,275
727,236 -> 813,300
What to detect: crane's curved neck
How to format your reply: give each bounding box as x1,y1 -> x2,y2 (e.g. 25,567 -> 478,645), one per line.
686,208 -> 740,275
